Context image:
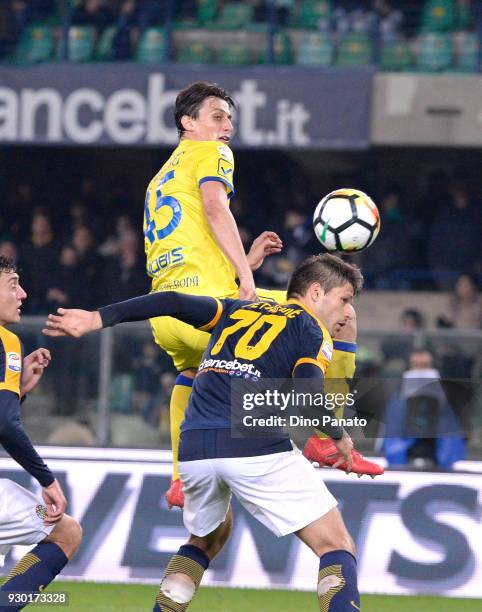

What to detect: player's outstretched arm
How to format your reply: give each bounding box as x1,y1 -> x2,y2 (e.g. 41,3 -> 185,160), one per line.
43,308 -> 102,338
44,292 -> 221,338
246,231 -> 283,271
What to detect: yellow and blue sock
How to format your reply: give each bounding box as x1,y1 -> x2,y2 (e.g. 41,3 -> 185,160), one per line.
153,544 -> 209,611
0,543 -> 68,611
317,550 -> 360,611
170,375 -> 193,482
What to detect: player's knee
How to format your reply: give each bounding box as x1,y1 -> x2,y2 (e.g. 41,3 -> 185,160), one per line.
160,573 -> 195,604
49,515 -> 82,559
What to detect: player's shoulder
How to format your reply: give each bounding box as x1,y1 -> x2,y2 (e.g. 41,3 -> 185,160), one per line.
220,297 -> 252,314
191,140 -> 234,162
0,326 -> 21,354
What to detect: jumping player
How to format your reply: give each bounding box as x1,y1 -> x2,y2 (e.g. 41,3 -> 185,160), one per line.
143,81 -> 381,508
45,254 -> 368,611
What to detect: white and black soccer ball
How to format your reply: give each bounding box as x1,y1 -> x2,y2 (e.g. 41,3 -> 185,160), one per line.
313,188 -> 381,253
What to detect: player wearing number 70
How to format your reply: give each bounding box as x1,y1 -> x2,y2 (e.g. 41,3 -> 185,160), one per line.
44,254 -> 363,612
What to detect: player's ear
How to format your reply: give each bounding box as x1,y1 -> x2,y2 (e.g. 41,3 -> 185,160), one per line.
181,114 -> 194,133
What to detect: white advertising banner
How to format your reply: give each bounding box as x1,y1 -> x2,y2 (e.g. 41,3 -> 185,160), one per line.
0,448 -> 481,598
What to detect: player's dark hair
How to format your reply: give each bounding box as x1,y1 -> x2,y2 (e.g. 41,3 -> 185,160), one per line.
287,254 -> 363,299
175,81 -> 235,138
0,256 -> 17,276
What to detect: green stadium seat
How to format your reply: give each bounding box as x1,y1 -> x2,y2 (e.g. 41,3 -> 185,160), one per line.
380,40 -> 414,71
296,32 -> 334,66
58,26 -> 95,62
455,31 -> 478,72
417,32 -> 454,71
217,42 -> 251,65
295,0 -> 332,29
259,32 -> 293,64
136,28 -> 166,64
420,0 -> 456,32
94,26 -> 117,61
198,0 -> 219,26
177,41 -> 213,64
336,32 -> 373,67
214,3 -> 253,30
15,25 -> 54,64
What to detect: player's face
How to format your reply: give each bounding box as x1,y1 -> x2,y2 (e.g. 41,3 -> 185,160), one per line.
0,272 -> 27,326
317,283 -> 354,335
183,97 -> 233,143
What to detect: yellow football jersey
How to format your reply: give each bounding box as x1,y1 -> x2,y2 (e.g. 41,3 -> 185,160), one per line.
0,326 -> 23,396
144,139 -> 238,298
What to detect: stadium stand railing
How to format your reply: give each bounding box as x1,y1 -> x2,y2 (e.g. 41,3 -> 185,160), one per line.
12,318 -> 482,461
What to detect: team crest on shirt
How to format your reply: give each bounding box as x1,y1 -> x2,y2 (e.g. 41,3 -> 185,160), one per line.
217,158 -> 233,178
35,504 -> 47,520
321,341 -> 333,361
6,352 -> 21,372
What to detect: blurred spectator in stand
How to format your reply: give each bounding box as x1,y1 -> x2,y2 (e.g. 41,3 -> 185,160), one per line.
132,340 -> 164,424
361,184 -> 422,288
98,229 -> 149,304
71,0 -> 115,33
371,0 -> 404,42
438,274 -> 482,330
0,2 -> 18,58
71,225 -> 100,308
381,308 -> 424,363
256,209 -> 308,288
19,210 -> 59,314
382,348 -> 466,470
6,181 -> 37,243
45,245 -> 83,312
436,274 -> 482,378
0,239 -> 19,264
427,178 -> 482,289
98,213 -> 135,257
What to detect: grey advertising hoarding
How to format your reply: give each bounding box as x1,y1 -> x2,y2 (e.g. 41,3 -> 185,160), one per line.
1,449 -> 482,597
372,73 -> 482,147
0,63 -> 373,148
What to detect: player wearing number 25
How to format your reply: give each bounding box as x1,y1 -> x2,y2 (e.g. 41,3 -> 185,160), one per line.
143,82 -> 283,505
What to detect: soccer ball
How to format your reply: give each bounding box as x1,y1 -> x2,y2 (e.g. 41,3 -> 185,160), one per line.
313,188 -> 380,253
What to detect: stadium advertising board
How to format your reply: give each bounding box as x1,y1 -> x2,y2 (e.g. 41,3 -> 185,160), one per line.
0,65 -> 372,149
0,448 -> 481,598
372,73 -> 482,146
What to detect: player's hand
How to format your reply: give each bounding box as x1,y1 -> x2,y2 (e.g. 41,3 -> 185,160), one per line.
333,304 -> 357,342
238,275 -> 257,301
332,433 -> 354,473
20,348 -> 51,396
247,231 -> 283,272
42,479 -> 67,524
43,308 -> 103,338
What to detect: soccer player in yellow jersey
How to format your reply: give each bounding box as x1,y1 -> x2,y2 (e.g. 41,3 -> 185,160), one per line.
144,82 -> 381,506
144,82 -> 283,506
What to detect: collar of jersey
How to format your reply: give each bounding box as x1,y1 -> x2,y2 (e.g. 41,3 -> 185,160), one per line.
281,298 -> 325,327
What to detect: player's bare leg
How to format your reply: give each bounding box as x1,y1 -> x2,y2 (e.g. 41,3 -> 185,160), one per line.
165,368 -> 197,509
296,507 -> 360,611
0,515 -> 82,611
153,507 -> 233,611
